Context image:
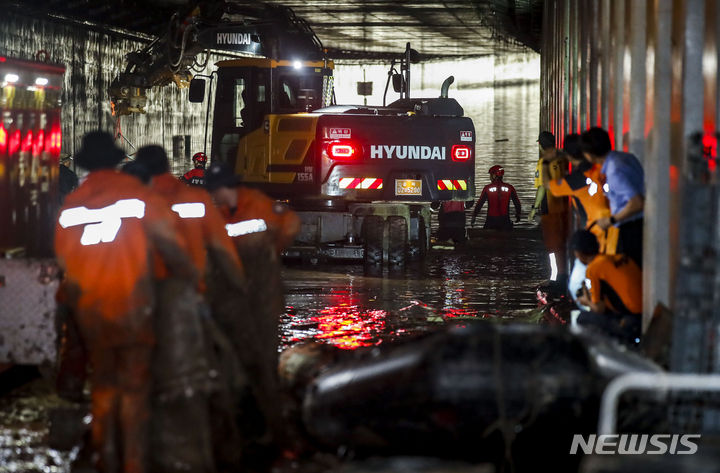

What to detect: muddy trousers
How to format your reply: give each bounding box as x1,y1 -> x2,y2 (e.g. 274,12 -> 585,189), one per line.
88,344 -> 152,473
221,247 -> 285,445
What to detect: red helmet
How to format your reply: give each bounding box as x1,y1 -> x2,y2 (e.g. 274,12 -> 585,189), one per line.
192,152 -> 207,168
489,165 -> 504,177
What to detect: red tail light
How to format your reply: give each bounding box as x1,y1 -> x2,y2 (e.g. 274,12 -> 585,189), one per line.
33,129 -> 44,156
451,145 -> 471,162
327,141 -> 358,160
8,130 -> 20,156
21,130 -> 33,153
45,127 -> 61,157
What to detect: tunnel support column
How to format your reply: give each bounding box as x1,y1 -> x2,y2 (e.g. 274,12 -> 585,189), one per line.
644,0 -> 673,330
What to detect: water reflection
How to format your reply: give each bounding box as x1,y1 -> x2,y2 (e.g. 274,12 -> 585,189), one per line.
282,82 -> 543,350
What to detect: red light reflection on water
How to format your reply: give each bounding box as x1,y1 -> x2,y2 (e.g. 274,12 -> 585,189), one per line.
307,304 -> 387,350
441,307 -> 494,319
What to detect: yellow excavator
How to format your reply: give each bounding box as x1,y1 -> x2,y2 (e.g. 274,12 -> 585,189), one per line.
111,1 -> 476,265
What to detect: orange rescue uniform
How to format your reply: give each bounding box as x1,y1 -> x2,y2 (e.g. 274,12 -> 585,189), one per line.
55,169 -> 187,473
217,186 -> 299,444
548,161 -> 614,252
151,173 -> 242,291
585,254 -> 642,315
220,187 -> 300,255
536,150 -> 570,277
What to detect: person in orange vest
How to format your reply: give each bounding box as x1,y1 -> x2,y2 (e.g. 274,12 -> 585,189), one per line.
205,162 -> 300,452
55,131 -> 195,473
471,165 -> 522,230
543,134 -> 614,306
134,145 -> 247,472
181,152 -> 208,186
571,230 -> 642,344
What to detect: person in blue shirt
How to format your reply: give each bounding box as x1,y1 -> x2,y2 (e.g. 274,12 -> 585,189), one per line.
580,127 -> 644,267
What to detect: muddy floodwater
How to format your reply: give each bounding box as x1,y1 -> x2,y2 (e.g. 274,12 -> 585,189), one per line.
1,82 -> 546,472
281,81 -> 546,350
281,228 -> 547,350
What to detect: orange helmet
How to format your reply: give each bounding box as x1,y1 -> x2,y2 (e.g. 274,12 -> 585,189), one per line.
489,165 -> 504,178
192,152 -> 207,168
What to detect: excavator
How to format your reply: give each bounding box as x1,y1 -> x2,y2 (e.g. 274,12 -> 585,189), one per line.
110,1 -> 476,265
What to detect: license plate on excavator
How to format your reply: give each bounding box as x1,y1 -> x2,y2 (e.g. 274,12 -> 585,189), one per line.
395,179 -> 422,196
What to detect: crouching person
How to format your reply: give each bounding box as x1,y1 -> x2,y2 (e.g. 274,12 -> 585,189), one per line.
571,230 -> 642,345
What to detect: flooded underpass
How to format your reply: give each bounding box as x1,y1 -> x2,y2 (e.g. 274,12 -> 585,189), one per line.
1,80 -> 550,472
281,227 -> 548,350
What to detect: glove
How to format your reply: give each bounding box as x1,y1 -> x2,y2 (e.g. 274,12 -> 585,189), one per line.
528,207 -> 536,222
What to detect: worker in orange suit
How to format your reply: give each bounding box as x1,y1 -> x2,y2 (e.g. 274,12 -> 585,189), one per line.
54,132 -> 196,473
135,146 -> 245,292
205,162 -> 300,453
133,145 -> 247,472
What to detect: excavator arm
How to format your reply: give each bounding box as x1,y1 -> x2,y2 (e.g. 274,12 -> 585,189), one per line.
109,1 -> 325,116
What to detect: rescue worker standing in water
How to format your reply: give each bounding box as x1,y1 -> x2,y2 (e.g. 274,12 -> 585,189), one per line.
181,152 -> 208,186
432,200 -> 471,246
205,162 -> 300,452
134,146 -> 246,472
471,165 -> 521,230
54,132 -> 195,473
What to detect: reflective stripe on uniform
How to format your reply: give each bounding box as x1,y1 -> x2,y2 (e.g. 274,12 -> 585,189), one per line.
171,202 -> 206,219
225,218 -> 268,237
59,198 -> 146,245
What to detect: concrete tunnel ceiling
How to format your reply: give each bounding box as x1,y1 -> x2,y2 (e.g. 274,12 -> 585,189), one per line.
5,0 -> 543,60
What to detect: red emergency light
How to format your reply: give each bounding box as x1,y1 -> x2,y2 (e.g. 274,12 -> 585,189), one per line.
21,130 -> 33,153
8,129 -> 20,156
45,127 -> 61,156
451,145 -> 471,162
33,129 -> 44,156
327,141 -> 358,160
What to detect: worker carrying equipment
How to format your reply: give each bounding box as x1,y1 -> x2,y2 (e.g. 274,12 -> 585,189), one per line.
471,165 -> 522,230
54,131 -> 196,473
182,152 -> 208,186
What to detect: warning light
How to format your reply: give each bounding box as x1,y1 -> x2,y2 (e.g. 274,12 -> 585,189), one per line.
8,129 -> 20,156
33,129 -> 44,156
35,77 -> 49,86
46,128 -> 62,156
21,130 -> 33,153
327,141 -> 358,160
451,145 -> 471,161
4,73 -> 19,84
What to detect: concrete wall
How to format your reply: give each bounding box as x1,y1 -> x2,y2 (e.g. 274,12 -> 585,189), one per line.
540,0 -> 720,329
0,12 -> 220,175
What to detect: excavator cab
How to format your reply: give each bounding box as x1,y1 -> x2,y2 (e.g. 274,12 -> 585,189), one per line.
208,58 -> 333,181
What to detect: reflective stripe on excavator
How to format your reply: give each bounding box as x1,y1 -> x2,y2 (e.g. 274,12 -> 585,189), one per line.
437,180 -> 467,191
339,178 -> 383,190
